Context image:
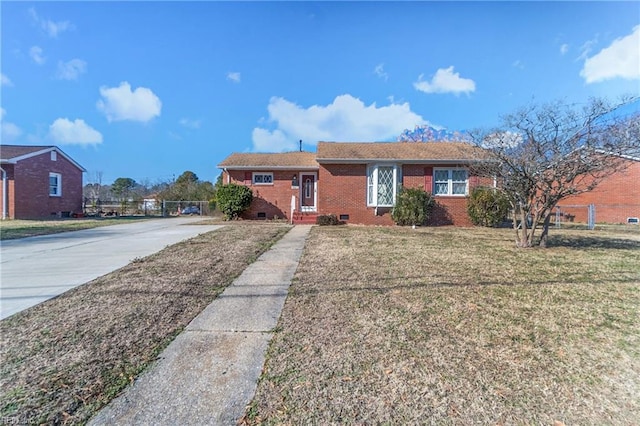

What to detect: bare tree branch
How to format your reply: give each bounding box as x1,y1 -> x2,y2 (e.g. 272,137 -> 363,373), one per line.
471,97 -> 640,248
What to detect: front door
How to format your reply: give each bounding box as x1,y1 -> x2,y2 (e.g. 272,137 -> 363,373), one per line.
301,174 -> 316,211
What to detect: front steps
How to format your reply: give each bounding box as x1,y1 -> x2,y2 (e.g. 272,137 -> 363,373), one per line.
292,212 -> 318,225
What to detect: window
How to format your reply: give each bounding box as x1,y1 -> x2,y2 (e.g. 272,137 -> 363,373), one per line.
367,165 -> 398,207
433,168 -> 468,196
252,172 -> 273,185
51,151 -> 57,161
49,173 -> 62,196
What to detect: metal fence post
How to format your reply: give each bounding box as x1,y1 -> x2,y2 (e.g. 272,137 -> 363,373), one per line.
588,204 -> 595,230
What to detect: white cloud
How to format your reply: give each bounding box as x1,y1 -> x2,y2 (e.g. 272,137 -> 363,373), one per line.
374,63 -> 388,81
1,73 -> 13,86
560,43 -> 569,55
48,118 -> 103,146
227,72 -> 241,83
577,37 -> 599,61
512,60 -> 524,70
251,94 -> 428,152
580,25 -> 640,84
29,46 -> 45,65
56,59 -> 87,80
29,7 -> 72,38
414,66 -> 476,95
1,108 -> 23,142
96,82 -> 162,123
179,118 -> 201,129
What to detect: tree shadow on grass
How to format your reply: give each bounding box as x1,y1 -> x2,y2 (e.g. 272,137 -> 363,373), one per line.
546,235 -> 640,250
292,273 -> 640,297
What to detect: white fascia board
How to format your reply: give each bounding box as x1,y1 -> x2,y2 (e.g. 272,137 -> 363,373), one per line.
7,146 -> 86,172
216,165 -> 319,170
317,158 -> 480,164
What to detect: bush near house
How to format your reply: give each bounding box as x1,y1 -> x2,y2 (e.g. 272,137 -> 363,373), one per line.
216,183 -> 253,220
316,214 -> 342,226
391,187 -> 435,226
467,186 -> 510,227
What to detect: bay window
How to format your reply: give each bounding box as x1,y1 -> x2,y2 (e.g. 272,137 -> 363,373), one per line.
367,164 -> 399,207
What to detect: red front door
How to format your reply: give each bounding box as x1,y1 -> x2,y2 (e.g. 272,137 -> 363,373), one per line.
301,174 -> 315,210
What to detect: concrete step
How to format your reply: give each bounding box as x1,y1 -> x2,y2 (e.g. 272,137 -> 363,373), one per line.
292,213 -> 318,225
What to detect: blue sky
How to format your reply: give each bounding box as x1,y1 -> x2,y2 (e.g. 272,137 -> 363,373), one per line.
1,2 -> 639,185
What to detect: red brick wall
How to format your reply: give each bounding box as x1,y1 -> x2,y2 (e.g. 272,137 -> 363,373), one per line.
557,160 -> 640,224
224,170 -> 312,220
11,151 -> 84,219
318,163 -> 395,225
317,163 -> 482,226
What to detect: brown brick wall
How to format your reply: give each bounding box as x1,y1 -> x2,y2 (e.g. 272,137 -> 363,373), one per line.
223,163 -> 491,226
318,163 -> 481,226
224,170 -> 313,220
557,160 -> 640,224
9,151 -> 84,219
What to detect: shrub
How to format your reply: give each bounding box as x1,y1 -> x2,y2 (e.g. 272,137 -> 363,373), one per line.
391,187 -> 435,226
216,183 -> 253,220
316,214 -> 341,226
467,187 -> 510,227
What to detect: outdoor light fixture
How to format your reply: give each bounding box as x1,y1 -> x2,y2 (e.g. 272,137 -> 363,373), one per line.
292,175 -> 299,187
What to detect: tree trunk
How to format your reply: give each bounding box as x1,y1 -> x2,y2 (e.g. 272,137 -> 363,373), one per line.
538,213 -> 552,248
518,209 -> 533,248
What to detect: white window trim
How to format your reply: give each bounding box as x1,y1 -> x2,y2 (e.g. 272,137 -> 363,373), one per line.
51,151 -> 57,161
433,167 -> 468,196
49,172 -> 62,197
252,172 -> 274,185
367,164 -> 399,207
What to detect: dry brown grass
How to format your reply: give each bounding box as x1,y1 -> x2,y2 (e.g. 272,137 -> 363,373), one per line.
245,225 -> 640,425
0,223 -> 291,425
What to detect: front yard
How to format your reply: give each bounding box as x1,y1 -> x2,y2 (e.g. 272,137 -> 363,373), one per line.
244,225 -> 640,425
1,223 -> 638,425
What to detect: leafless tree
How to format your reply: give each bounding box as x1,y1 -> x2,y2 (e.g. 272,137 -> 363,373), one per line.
471,97 -> 640,248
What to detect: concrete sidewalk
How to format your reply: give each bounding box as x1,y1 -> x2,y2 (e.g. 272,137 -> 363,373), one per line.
89,225 -> 312,425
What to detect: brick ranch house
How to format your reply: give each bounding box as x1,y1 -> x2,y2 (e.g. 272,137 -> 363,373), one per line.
218,141 -> 492,226
0,145 -> 86,219
556,153 -> 640,224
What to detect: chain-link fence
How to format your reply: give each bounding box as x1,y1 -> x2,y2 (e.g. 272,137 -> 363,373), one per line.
161,201 -> 211,217
83,199 -> 212,217
553,203 -> 640,229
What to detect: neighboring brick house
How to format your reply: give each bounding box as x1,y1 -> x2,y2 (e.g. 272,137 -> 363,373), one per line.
0,145 -> 86,219
556,154 -> 640,224
219,141 -> 490,226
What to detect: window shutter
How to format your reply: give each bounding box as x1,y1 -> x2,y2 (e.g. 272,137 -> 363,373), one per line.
424,167 -> 433,191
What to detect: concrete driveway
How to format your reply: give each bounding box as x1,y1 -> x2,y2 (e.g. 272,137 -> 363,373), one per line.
0,218 -> 223,320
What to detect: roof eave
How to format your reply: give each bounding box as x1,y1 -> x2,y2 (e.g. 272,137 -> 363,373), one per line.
317,158 -> 483,164
217,165 -> 319,170
3,146 -> 86,172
